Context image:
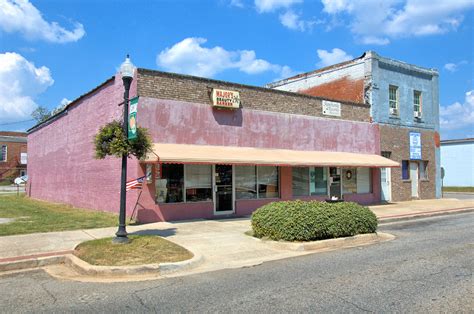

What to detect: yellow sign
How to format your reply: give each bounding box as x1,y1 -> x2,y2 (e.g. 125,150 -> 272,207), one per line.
211,89 -> 240,109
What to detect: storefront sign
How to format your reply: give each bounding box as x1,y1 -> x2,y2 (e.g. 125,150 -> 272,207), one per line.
211,89 -> 240,109
322,100 -> 341,117
128,97 -> 138,140
409,132 -> 422,160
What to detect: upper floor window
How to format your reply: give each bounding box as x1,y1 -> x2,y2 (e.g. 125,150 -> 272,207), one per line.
0,145 -> 6,162
389,85 -> 399,116
413,90 -> 422,119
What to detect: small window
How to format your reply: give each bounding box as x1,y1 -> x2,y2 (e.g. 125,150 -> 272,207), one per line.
389,85 -> 399,116
414,90 -> 422,118
402,160 -> 410,180
419,161 -> 428,180
0,145 -> 6,162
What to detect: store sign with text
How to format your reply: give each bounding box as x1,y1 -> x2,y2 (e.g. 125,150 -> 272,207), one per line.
322,100 -> 341,117
409,132 -> 422,160
211,89 -> 240,109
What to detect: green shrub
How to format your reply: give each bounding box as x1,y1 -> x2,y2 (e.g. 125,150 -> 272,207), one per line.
251,200 -> 377,241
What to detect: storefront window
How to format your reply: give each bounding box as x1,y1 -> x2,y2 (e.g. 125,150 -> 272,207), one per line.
311,167 -> 328,195
257,166 -> 279,198
235,166 -> 257,199
293,167 -> 327,197
157,164 -> 184,203
292,167 -> 309,196
356,168 -> 372,193
342,168 -> 357,194
185,164 -> 212,202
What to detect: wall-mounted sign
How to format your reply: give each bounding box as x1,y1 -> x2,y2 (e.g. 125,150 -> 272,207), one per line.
211,89 -> 240,109
128,97 -> 139,140
409,132 -> 422,160
322,100 -> 341,117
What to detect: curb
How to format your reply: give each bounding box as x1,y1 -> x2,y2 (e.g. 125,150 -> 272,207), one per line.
259,232 -> 394,252
378,207 -> 474,223
0,255 -> 66,273
65,250 -> 204,277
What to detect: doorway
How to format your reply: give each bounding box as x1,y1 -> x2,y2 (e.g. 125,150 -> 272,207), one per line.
381,168 -> 392,202
329,167 -> 342,198
214,165 -> 234,214
410,162 -> 419,197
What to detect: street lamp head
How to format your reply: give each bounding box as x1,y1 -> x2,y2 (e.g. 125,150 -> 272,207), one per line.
120,54 -> 135,79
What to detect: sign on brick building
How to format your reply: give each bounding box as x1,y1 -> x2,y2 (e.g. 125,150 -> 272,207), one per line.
409,132 -> 422,160
211,89 -> 240,109
322,100 -> 341,117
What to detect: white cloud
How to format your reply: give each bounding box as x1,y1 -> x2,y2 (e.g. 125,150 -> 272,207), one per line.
321,0 -> 474,44
440,90 -> 474,138
0,52 -> 53,124
254,0 -> 302,13
157,37 -> 294,80
316,48 -> 353,67
443,61 -> 468,72
0,0 -> 85,43
279,10 -> 316,31
321,0 -> 354,14
230,0 -> 245,8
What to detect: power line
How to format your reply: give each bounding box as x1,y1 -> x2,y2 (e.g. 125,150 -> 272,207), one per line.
0,119 -> 35,126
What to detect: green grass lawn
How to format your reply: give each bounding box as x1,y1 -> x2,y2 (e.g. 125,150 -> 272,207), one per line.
443,186 -> 474,193
0,195 -> 118,236
74,235 -> 193,266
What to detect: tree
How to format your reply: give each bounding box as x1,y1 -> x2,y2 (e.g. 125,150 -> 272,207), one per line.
31,106 -> 51,123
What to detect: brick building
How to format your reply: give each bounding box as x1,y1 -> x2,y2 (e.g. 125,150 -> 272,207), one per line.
0,131 -> 27,183
269,51 -> 440,202
27,68 -> 398,222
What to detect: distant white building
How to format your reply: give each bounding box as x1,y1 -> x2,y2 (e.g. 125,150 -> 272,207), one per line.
440,138 -> 474,187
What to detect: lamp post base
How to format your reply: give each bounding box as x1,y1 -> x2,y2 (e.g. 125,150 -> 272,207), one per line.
112,236 -> 130,244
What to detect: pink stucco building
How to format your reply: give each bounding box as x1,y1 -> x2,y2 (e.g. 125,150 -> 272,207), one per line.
27,69 -> 397,222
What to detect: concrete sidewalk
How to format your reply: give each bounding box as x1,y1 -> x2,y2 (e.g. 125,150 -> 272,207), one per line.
0,198 -> 472,277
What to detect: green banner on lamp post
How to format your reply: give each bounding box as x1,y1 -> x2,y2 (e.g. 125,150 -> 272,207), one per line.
128,97 -> 139,140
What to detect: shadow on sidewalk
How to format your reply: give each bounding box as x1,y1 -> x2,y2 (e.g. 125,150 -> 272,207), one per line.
129,228 -> 177,237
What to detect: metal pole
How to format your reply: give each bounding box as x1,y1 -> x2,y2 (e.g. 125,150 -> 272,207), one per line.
113,75 -> 132,244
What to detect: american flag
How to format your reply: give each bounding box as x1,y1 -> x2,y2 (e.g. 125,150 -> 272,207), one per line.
126,176 -> 146,191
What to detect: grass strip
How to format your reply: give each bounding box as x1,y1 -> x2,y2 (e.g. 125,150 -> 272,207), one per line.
74,235 -> 193,266
0,195 -> 117,236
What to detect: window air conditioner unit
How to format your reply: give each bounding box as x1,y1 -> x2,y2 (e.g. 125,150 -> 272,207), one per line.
414,111 -> 422,118
390,108 -> 398,115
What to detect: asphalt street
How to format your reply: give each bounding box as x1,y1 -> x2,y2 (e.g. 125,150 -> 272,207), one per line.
0,212 -> 472,313
443,192 -> 474,200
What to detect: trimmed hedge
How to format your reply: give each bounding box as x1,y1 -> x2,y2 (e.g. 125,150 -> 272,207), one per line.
251,200 -> 377,241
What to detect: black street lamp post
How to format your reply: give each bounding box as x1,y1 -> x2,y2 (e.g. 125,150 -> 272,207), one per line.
113,55 -> 135,244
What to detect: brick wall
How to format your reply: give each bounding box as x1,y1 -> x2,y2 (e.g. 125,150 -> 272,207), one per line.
137,69 -> 370,122
380,125 -> 436,201
0,140 -> 27,180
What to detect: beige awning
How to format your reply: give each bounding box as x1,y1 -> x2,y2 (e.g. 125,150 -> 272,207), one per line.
144,143 -> 399,168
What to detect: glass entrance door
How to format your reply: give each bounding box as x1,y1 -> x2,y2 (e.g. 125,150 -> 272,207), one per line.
329,167 -> 342,198
214,165 -> 234,213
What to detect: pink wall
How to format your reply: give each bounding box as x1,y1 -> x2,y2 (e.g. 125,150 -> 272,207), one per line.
27,73 -> 140,216
138,98 -> 380,153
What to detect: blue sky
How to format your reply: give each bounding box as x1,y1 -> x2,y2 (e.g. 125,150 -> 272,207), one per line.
0,0 -> 473,139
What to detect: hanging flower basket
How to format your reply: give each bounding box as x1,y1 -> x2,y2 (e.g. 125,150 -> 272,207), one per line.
94,120 -> 152,159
